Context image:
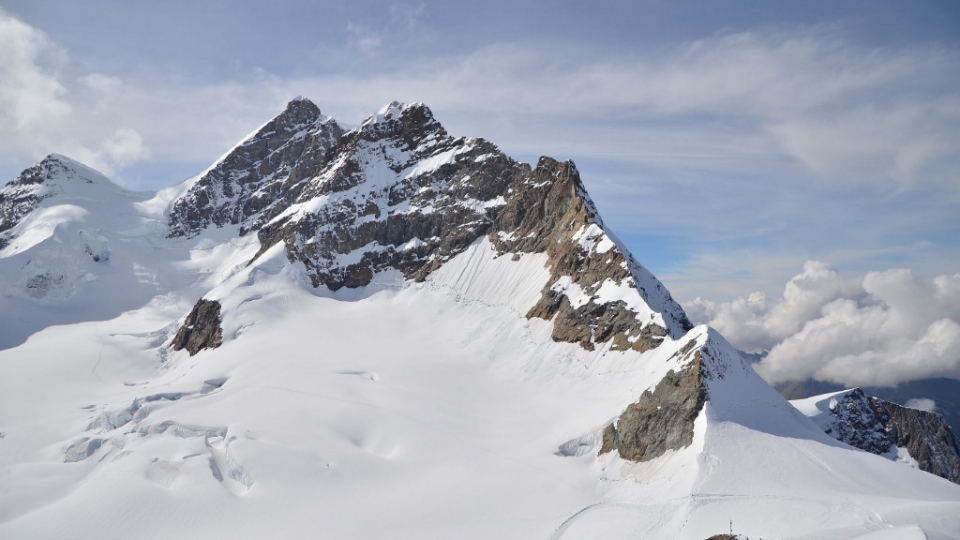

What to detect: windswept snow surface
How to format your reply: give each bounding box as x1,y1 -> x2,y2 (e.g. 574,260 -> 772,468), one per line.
1,155 -> 959,539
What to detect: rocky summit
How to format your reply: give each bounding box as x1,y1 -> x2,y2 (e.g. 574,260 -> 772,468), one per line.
794,387 -> 960,484
169,98 -> 691,354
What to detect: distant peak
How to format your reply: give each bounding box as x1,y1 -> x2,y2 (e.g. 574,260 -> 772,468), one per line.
280,96 -> 322,119
362,101 -> 434,129
286,95 -> 317,107
36,154 -> 110,182
45,153 -> 86,168
364,100 -> 405,126
377,100 -> 404,116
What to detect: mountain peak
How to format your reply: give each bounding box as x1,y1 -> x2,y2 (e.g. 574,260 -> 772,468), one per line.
1,154 -> 118,248
358,101 -> 439,140
375,99 -> 405,119
599,324 -> 790,463
277,96 -> 323,125
794,386 -> 960,483
364,100 -> 430,125
288,95 -> 314,105
165,98 -> 690,347
166,97 -> 343,237
19,153 -> 111,186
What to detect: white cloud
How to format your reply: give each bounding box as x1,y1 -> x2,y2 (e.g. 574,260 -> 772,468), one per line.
344,3 -> 426,57
64,128 -> 149,178
279,28 -> 960,190
0,8 -> 153,182
346,22 -> 382,55
80,73 -> 122,93
689,262 -> 960,387
905,398 -> 937,413
0,8 -> 70,147
2,8 -> 957,193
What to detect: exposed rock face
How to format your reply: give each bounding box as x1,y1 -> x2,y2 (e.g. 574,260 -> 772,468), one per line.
600,340 -> 708,461
879,398 -> 960,484
499,158 -> 688,351
806,388 -> 960,484
1,158 -> 54,232
1,155 -> 116,253
780,377 -> 960,436
168,97 -> 344,237
813,388 -> 895,455
169,98 -> 692,353
251,101 -> 519,291
0,156 -> 68,246
171,299 -> 223,356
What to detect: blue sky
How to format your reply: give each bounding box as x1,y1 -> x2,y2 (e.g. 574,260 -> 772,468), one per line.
1,0 -> 958,307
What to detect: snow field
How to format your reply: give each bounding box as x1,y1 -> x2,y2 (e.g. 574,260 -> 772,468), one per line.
1,156 -> 959,539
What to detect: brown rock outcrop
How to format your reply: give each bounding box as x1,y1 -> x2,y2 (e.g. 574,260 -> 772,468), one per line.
171,299 -> 223,356
600,352 -> 707,461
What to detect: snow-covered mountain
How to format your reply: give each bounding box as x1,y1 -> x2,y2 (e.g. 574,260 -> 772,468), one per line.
1,98 -> 958,540
793,388 -> 960,484
779,377 -> 960,439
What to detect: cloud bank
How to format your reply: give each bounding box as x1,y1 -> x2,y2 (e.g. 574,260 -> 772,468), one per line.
687,262 -> 960,387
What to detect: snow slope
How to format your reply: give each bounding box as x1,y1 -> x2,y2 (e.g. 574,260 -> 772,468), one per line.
0,155 -> 206,350
1,105 -> 959,540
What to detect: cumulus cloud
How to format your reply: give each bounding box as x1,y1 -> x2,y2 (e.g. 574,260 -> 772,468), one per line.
688,262 -> 960,387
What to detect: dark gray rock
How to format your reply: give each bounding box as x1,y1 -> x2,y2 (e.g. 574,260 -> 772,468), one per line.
601,351 -> 707,462
171,299 -> 223,356
0,156 -> 63,242
815,388 -> 895,455
808,388 -> 960,484
779,377 -> 960,436
168,99 -> 691,355
878,398 -> 960,484
168,97 -> 344,237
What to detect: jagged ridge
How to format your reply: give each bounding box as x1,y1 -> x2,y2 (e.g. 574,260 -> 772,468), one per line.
795,388 -> 960,484
168,98 -> 692,352
599,326 -> 751,462
167,97 -> 343,237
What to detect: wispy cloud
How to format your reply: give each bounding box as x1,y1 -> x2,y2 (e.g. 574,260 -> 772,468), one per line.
281,29 -> 960,188
343,3 -> 427,58
0,8 -> 154,179
2,6 -> 957,191
0,9 -> 70,150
